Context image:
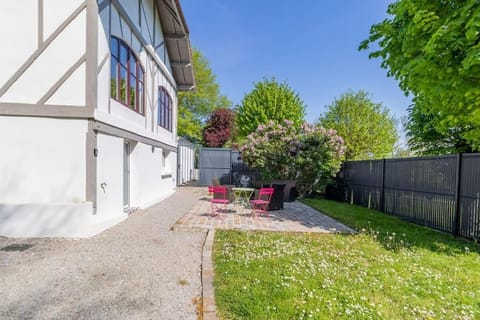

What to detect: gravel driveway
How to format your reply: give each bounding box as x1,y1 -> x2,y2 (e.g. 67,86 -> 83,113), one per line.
0,187 -> 206,320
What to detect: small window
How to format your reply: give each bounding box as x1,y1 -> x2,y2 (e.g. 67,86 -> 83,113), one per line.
158,86 -> 173,131
110,36 -> 144,114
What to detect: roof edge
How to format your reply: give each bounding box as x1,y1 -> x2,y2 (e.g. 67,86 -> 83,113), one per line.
174,0 -> 190,35
156,0 -> 196,92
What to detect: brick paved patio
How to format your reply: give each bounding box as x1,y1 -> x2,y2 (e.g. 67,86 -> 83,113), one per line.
173,189 -> 354,234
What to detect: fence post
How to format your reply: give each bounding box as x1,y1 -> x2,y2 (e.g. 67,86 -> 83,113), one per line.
380,158 -> 386,212
453,153 -> 463,237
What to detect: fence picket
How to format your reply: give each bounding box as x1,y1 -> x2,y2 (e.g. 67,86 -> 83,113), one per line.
338,154 -> 480,240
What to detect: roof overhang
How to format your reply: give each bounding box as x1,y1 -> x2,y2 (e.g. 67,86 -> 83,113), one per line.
156,0 -> 196,92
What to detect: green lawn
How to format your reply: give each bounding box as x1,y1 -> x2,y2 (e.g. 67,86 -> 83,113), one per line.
213,199 -> 480,319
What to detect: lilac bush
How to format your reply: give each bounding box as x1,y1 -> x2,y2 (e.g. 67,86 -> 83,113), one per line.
240,120 -> 345,196
295,124 -> 346,196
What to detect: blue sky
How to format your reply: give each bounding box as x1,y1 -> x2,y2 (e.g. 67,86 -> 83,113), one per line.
181,0 -> 412,124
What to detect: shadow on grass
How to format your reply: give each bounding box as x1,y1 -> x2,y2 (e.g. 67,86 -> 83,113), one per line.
302,198 -> 480,256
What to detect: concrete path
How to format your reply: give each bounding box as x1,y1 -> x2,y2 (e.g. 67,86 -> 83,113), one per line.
0,187 -> 207,320
0,186 -> 354,320
174,189 -> 355,234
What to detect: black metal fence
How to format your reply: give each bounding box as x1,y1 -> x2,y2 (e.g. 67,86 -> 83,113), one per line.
231,151 -> 262,187
199,148 -> 232,186
339,154 -> 480,240
198,148 -> 260,187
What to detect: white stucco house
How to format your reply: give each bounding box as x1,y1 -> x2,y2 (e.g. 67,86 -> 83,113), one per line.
0,0 -> 195,237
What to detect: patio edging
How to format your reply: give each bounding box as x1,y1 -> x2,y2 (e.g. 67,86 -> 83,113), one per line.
202,229 -> 218,320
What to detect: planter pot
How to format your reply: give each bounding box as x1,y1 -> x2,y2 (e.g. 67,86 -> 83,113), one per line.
325,183 -> 345,202
267,183 -> 286,211
271,180 -> 297,202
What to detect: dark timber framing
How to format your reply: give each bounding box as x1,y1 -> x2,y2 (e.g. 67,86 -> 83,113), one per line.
85,0 -> 99,212
108,0 -> 112,114
86,0 -> 99,111
86,120 -> 97,213
93,121 -> 177,152
37,54 -> 87,104
0,103 -> 93,119
0,1 -> 87,98
38,0 -> 44,47
98,0 -> 110,12
98,53 -> 110,74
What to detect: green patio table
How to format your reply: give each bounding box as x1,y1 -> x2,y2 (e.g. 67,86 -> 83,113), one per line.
232,187 -> 255,213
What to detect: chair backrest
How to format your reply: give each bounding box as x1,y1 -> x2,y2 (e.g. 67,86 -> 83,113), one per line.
258,187 -> 274,202
211,185 -> 228,200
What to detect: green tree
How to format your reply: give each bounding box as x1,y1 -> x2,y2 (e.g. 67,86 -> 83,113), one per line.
236,77 -> 305,139
393,116 -> 415,158
178,48 -> 231,142
405,100 -> 472,155
318,90 -> 398,160
359,0 -> 480,153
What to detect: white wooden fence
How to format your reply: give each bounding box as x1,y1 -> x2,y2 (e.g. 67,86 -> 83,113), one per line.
177,138 -> 197,185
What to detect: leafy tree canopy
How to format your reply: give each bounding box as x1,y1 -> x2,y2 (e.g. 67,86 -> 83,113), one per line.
405,98 -> 473,154
360,0 -> 480,153
318,90 -> 398,160
236,77 -> 305,139
202,108 -> 235,148
178,48 -> 231,142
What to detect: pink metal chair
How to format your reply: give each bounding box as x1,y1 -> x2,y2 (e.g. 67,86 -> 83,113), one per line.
250,187 -> 274,217
209,186 -> 229,217
208,185 -> 214,195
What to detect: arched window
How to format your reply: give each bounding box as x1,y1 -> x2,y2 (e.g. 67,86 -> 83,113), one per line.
158,86 -> 172,131
110,36 -> 144,114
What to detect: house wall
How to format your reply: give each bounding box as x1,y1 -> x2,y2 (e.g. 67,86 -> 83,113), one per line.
0,1 -> 87,106
0,117 -> 103,237
96,133 -> 126,218
131,143 -> 176,208
0,117 -> 130,237
0,0 -> 182,237
0,117 -> 87,204
0,1 -> 96,237
96,0 -> 178,147
95,0 -> 179,211
95,134 -> 175,213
